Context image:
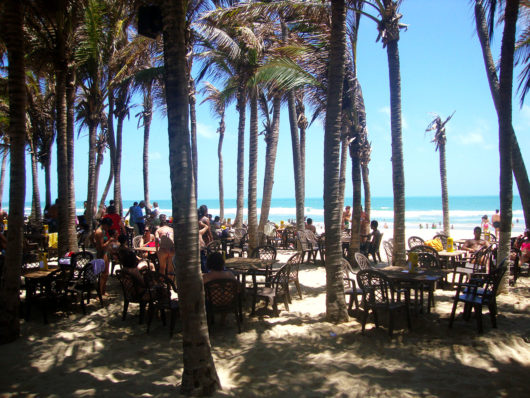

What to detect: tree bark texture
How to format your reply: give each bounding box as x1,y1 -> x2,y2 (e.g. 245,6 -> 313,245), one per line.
497,0 -> 519,264
143,90 -> 152,207
161,0 -> 220,394
66,68 -> 78,251
439,143 -> 450,236
234,82 -> 246,228
0,150 -> 7,210
189,77 -> 198,203
287,90 -> 305,232
247,92 -> 259,252
323,0 -> 349,323
386,39 -> 406,267
258,95 -> 281,234
0,0 -> 25,343
218,112 -> 225,222
475,1 -> 530,229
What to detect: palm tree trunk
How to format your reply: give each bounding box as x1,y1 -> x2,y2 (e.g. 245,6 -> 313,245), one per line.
99,161 -> 113,216
189,77 -> 198,203
161,0 -> 220,394
439,143 -> 450,235
475,0 -> 530,229
143,91 -> 152,207
287,91 -> 305,232
44,144 -> 52,209
30,147 -> 42,224
324,0 -> 349,323
93,146 -> 104,216
349,142 -> 362,256
386,39 -> 406,267
258,95 -> 281,233
296,92 -> 307,199
338,120 -> 349,210
247,91 -> 259,252
66,67 -> 78,251
234,82 -> 246,228
55,44 -> 69,257
362,165 -> 371,228
114,115 -> 124,215
0,150 -> 8,210
0,0 -> 25,343
497,0 -> 518,264
218,114 -> 225,222
85,122 -> 98,238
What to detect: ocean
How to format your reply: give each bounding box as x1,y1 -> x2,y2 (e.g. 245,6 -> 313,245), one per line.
57,195 -> 524,234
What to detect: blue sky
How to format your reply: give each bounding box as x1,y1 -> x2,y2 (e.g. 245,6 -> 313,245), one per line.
12,0 -> 530,207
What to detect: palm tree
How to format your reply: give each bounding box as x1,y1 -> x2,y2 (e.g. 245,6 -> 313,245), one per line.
156,0 -> 220,393
496,0 -> 519,265
474,0 -> 530,230
364,0 -> 408,266
324,0 -> 349,323
201,82 -> 227,221
426,112 -> 454,236
0,0 -> 26,343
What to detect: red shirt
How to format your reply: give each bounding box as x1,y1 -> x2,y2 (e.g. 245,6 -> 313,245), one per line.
104,213 -> 122,234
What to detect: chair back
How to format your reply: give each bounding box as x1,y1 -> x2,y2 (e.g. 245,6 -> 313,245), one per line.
305,230 -> 319,246
271,262 -> 291,298
144,271 -> 178,308
206,240 -> 223,255
69,251 -> 94,280
286,252 -> 302,279
283,228 -> 296,248
356,269 -> 393,305
416,252 -> 440,270
409,245 -> 439,259
116,268 -> 147,301
132,235 -> 143,249
295,230 -> 310,252
341,258 -> 355,290
408,236 -> 425,249
80,261 -> 99,285
354,252 -> 373,270
481,262 -> 507,300
204,279 -> 240,311
250,245 -> 277,260
383,240 -> 393,265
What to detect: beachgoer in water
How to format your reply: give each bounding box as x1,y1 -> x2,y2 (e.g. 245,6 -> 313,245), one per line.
203,252 -> 236,284
155,214 -> 175,275
462,227 -> 489,253
492,209 -> 501,238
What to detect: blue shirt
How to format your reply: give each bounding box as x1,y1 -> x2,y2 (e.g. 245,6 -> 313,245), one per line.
130,205 -> 143,224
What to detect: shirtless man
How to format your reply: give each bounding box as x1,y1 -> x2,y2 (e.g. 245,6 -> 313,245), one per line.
155,214 -> 175,275
492,209 -> 501,238
342,206 -> 351,230
462,227 -> 489,253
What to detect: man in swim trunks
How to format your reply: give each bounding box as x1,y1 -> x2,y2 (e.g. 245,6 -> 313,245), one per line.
462,227 -> 489,253
492,209 -> 501,238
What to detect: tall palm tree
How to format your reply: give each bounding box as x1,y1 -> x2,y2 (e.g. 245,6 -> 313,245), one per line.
364,0 -> 408,266
157,0 -> 220,393
474,0 -> 530,229
496,0 -> 519,264
201,82 -> 227,221
426,112 -> 454,236
324,0 -> 349,323
0,0 -> 26,343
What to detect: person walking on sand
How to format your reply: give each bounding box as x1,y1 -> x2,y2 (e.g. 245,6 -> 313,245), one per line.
492,209 -> 501,238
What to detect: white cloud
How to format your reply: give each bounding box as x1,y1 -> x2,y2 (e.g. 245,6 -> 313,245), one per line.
197,122 -> 216,139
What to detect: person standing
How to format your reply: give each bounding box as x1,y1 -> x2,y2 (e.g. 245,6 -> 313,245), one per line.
155,214 -> 175,275
342,206 -> 351,231
492,209 -> 501,238
129,201 -> 146,235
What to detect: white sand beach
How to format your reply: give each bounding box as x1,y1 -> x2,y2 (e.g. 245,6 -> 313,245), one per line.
1,228 -> 529,397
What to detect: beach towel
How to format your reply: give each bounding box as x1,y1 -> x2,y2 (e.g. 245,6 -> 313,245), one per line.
91,259 -> 105,275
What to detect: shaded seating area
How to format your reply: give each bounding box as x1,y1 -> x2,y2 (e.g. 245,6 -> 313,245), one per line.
144,271 -> 180,337
407,236 -> 425,249
360,232 -> 383,263
356,269 -> 412,338
115,268 -> 149,323
250,262 -> 291,316
449,263 -> 507,333
204,279 -> 242,333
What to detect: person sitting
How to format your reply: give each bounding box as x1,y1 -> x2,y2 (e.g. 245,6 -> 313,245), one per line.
462,227 -> 489,253
514,228 -> 530,264
203,252 -> 235,284
305,217 -> 317,234
140,228 -> 156,247
360,220 -> 382,254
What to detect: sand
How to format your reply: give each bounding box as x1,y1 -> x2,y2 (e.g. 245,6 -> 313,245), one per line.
1,227 -> 529,397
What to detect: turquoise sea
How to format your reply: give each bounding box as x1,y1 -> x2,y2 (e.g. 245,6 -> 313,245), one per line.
57,195 -> 524,233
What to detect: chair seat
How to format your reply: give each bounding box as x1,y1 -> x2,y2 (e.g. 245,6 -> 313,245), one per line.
256,287 -> 275,298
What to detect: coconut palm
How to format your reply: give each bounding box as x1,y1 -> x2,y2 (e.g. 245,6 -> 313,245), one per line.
474,0 -> 530,230
426,112 -> 454,236
201,82 -> 227,221
0,0 -> 26,343
324,0 -> 349,323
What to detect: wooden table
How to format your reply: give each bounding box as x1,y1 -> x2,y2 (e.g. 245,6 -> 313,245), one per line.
380,267 -> 445,314
24,267 -> 60,323
438,249 -> 466,268
225,258 -> 278,288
